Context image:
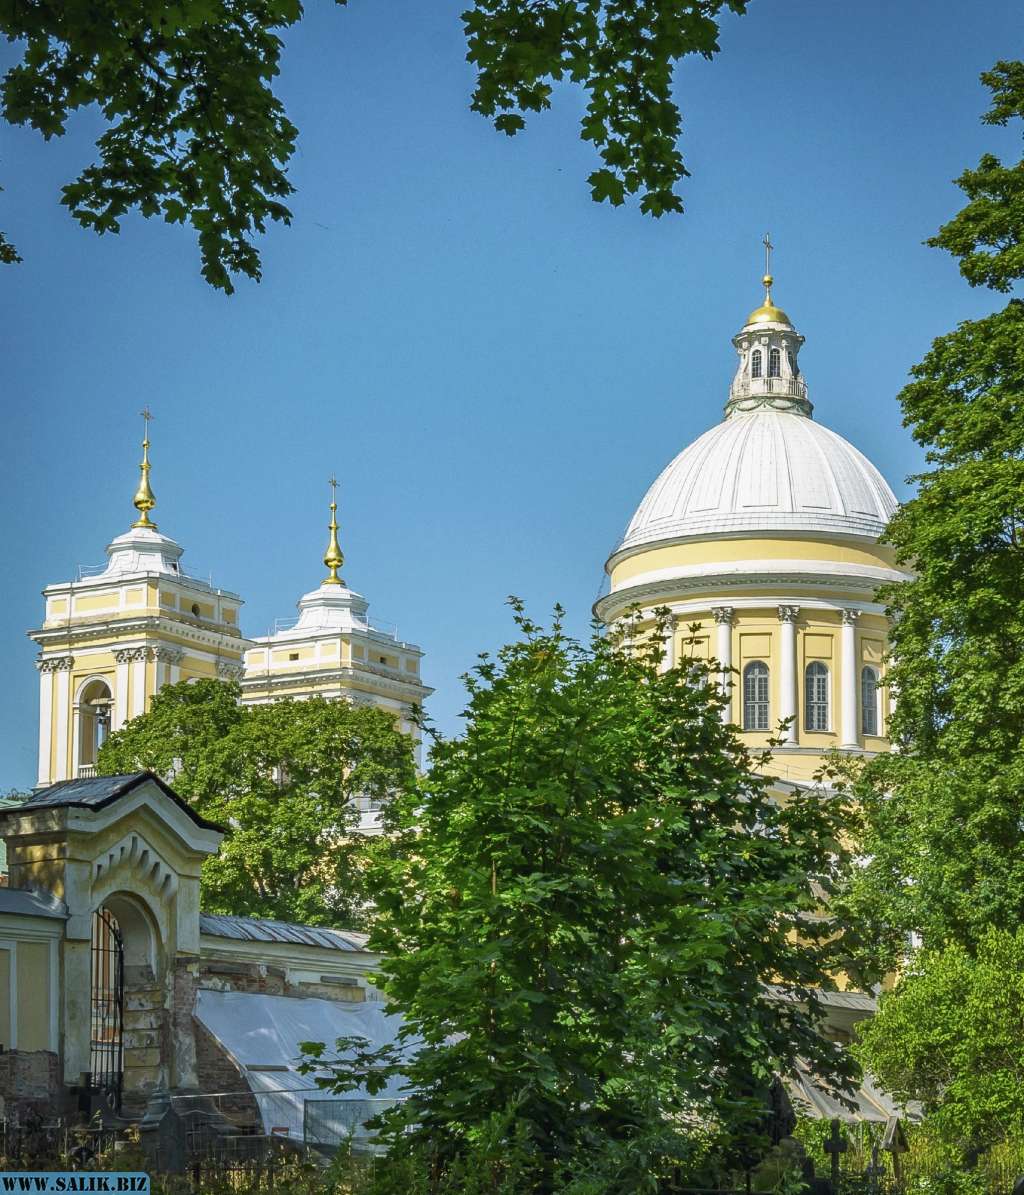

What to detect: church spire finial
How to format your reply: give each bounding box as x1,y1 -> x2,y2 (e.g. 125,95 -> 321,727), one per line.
131,407 -> 158,530
744,233 -> 792,328
322,476 -> 345,586
762,231 -> 775,303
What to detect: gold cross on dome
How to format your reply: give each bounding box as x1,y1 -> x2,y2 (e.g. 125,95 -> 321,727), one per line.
763,232 -> 773,277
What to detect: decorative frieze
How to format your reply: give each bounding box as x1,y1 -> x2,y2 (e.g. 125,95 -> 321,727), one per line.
114,646 -> 150,664
36,655 -> 74,673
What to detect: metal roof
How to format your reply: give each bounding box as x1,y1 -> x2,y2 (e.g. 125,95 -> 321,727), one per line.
6,773 -> 223,832
0,889 -> 67,920
199,912 -> 370,953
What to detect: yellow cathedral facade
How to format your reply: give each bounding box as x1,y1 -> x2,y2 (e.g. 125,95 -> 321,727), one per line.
596,266 -> 911,786
29,417 -> 432,793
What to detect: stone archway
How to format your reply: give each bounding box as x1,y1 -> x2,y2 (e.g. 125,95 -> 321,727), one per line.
93,891 -> 165,1113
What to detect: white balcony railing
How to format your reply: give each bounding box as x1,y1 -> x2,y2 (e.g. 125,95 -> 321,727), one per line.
729,375 -> 808,402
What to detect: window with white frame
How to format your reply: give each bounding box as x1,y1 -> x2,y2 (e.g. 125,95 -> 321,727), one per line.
805,661 -> 829,732
743,661 -> 770,731
861,666 -> 880,736
751,349 -> 763,379
768,347 -> 781,378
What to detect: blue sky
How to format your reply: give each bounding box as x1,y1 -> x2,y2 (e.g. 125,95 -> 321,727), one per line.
1,0 -> 1020,789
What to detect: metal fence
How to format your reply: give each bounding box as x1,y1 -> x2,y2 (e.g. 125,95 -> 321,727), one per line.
303,1098 -> 401,1153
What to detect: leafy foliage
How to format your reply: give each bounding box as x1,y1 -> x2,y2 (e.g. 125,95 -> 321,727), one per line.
855,929 -> 1024,1165
96,678 -> 417,927
835,63 -> 1024,981
0,1 -> 748,289
464,1 -> 748,216
306,602 -> 856,1191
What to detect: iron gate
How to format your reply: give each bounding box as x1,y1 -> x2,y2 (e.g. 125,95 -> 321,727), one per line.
90,907 -> 124,1114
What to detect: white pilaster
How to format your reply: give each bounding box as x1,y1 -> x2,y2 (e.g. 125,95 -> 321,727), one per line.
840,609 -> 860,748
711,606 -> 733,722
36,663 -> 54,787
778,606 -> 799,744
53,658 -> 74,782
113,650 -> 131,731
130,650 -> 147,719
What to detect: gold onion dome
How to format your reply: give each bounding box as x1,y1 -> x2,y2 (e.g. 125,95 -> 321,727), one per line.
746,272 -> 792,327
323,477 -> 345,586
131,408 -> 157,529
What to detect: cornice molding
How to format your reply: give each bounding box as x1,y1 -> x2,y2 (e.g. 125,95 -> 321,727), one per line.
240,664 -> 432,704
29,614 -> 251,656
595,572 -> 888,623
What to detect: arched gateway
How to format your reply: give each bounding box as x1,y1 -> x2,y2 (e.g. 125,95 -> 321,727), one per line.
1,773 -> 223,1113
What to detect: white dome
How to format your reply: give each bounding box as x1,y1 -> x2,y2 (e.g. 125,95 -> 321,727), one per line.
618,409 -> 899,554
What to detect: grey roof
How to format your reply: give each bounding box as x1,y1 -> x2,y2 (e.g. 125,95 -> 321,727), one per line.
765,984 -> 876,1013
0,888 -> 67,920
6,773 -> 223,832
199,912 -> 370,953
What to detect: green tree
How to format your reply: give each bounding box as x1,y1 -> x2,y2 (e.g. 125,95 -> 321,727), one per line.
854,928 -> 1024,1166
836,63 -> 1024,980
97,677 -> 417,927
331,604 -> 855,1191
0,0 -> 747,293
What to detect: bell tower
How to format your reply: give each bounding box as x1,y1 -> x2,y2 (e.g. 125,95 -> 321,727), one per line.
29,414 -> 249,786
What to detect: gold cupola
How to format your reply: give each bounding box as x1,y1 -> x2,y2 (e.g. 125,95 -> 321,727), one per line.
746,272 -> 793,327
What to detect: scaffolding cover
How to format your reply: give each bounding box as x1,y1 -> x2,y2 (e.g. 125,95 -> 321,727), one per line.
194,989 -> 410,1139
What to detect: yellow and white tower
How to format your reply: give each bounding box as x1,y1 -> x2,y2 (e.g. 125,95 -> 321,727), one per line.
241,479 -> 433,776
29,413 -> 249,785
596,255 -> 912,784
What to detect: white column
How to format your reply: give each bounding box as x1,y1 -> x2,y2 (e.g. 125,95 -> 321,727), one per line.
660,615 -> 677,673
778,606 -> 799,744
840,609 -> 860,748
711,606 -> 733,722
113,651 -> 130,731
130,650 -> 147,719
53,658 -> 74,782
36,663 -> 54,786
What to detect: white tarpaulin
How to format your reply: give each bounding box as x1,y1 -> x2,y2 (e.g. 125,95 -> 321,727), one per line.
194,988 -> 410,1139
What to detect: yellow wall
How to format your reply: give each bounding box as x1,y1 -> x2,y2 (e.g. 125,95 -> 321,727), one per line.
611,534 -> 899,589
0,941 -> 51,1052
17,943 -> 50,1051
658,603 -> 892,772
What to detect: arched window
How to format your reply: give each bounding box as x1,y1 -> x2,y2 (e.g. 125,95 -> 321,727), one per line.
768,347 -> 781,378
77,678 -> 112,773
743,661 -> 770,731
861,666 -> 879,736
750,349 -> 763,379
805,662 -> 829,732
